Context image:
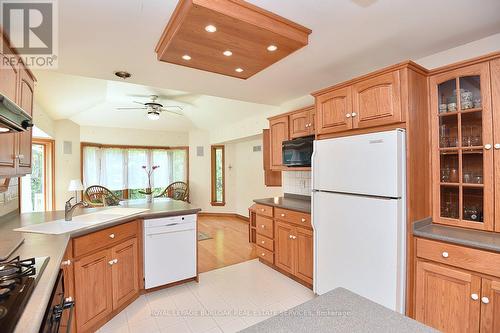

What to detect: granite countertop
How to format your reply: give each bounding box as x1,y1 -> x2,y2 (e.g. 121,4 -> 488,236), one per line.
413,217 -> 500,253
253,194 -> 311,213
241,288 -> 437,333
0,198 -> 200,333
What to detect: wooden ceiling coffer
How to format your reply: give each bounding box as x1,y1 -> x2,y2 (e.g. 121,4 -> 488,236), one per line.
155,0 -> 312,79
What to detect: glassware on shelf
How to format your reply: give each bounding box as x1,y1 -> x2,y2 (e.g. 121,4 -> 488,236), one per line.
471,126 -> 481,146
441,168 -> 450,182
449,168 -> 459,183
474,174 -> 483,184
463,171 -> 473,183
473,98 -> 482,108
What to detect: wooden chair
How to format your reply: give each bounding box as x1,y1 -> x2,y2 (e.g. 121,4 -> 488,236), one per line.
155,182 -> 189,202
84,185 -> 121,207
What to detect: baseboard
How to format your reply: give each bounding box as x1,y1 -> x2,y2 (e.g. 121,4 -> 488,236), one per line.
198,212 -> 249,222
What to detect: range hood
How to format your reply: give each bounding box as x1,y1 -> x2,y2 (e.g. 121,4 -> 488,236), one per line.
0,94 -> 33,133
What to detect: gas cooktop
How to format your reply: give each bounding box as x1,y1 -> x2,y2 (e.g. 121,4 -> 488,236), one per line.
0,256 -> 49,333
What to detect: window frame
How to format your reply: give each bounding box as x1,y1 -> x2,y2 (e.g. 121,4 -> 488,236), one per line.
210,145 -> 225,206
80,142 -> 189,200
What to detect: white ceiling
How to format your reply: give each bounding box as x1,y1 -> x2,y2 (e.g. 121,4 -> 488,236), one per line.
34,71 -> 277,131
44,0 -> 500,106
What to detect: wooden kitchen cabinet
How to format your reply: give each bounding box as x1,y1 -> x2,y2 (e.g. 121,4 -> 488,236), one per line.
268,115 -> 289,170
415,260 -> 481,333
480,278 -> 500,333
289,106 -> 315,138
74,249 -> 113,332
294,227 -> 313,284
111,238 -> 139,310
275,221 -> 295,274
16,67 -> 34,174
315,87 -> 353,135
262,129 -> 281,186
72,221 -> 141,332
430,62 -> 494,231
352,70 -> 402,129
491,58 -> 500,232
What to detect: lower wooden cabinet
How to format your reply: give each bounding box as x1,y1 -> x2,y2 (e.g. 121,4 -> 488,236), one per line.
415,258 -> 500,333
275,221 -> 313,285
69,221 -> 141,333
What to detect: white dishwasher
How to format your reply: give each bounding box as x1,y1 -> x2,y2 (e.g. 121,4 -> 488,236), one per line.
144,214 -> 197,289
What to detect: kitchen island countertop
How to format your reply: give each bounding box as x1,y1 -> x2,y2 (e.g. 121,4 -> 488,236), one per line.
253,194 -> 311,213
241,287 -> 437,333
0,198 -> 200,333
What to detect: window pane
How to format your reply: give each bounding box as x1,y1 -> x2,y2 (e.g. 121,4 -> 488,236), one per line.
215,148 -> 223,202
152,150 -> 171,188
101,148 -> 125,190
83,146 -> 100,188
21,144 -> 45,213
129,188 -> 146,199
128,149 -> 148,189
173,149 -> 187,182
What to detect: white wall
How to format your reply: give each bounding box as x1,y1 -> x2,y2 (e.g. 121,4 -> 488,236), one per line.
416,33 -> 500,69
80,126 -> 188,146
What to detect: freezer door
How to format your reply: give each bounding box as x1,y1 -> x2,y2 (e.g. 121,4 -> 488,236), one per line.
313,129 -> 405,198
312,191 -> 406,313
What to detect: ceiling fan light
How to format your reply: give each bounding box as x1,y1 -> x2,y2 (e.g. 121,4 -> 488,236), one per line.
147,111 -> 160,121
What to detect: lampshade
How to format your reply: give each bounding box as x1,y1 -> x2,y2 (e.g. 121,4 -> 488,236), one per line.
68,179 -> 84,191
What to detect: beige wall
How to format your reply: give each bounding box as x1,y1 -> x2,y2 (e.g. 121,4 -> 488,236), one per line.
80,126 -> 188,146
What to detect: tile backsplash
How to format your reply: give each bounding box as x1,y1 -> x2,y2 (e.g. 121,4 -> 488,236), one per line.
283,171 -> 311,196
0,178 -> 19,218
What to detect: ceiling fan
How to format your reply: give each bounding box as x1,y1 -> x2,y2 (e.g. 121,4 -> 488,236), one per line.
115,95 -> 184,120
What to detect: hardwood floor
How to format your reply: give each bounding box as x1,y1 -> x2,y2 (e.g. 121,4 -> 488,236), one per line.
198,215 -> 257,273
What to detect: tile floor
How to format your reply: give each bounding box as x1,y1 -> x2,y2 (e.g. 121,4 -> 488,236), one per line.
96,259 -> 315,333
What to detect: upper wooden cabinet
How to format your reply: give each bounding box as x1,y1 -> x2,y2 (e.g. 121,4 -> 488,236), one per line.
289,106 -> 315,138
262,129 -> 281,186
430,62 -> 495,231
315,87 -> 353,135
352,70 -> 402,129
491,58 -> 500,232
17,67 -> 34,173
269,115 -> 289,170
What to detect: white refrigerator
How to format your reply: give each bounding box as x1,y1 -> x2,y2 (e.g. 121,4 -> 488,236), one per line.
312,129 -> 406,313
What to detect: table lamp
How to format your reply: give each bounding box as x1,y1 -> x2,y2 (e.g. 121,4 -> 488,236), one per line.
68,179 -> 84,201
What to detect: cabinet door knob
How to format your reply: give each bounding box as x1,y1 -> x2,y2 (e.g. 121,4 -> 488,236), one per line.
495,144 -> 500,150
281,213 -> 285,217
301,218 -> 306,222
261,240 -> 265,244
18,154 -> 25,160
108,260 -> 115,265
261,224 -> 265,228
351,112 -> 357,117
471,293 -> 479,301
346,113 -> 351,118
114,259 -> 118,264
442,251 -> 449,258
481,296 -> 490,304
292,235 -> 297,239
61,260 -> 71,267
485,144 -> 492,150
289,235 -> 293,239
109,233 -> 115,239
261,253 -> 265,256
260,208 -> 265,212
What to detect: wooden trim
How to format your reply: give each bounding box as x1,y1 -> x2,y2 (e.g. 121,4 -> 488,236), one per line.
316,123 -> 406,140
197,212 -> 249,223
311,61 -> 428,97
258,258 -> 312,289
210,145 -> 225,206
142,277 -> 198,293
33,138 -> 56,211
268,105 -> 314,121
428,51 -> 500,75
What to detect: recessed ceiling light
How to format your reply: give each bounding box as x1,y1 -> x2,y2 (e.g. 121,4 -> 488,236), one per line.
114,71 -> 132,79
235,68 -> 244,73
182,54 -> 191,61
205,25 -> 217,33
223,50 -> 233,57
267,45 -> 278,52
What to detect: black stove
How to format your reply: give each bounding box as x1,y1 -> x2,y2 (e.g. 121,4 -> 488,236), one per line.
0,256 -> 49,333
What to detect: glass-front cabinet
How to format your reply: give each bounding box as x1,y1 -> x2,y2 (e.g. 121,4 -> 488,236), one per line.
430,63 -> 494,231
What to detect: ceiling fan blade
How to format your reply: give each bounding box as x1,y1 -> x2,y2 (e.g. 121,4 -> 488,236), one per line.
115,107 -> 147,110
133,101 -> 145,105
162,105 -> 183,111
160,108 -> 183,116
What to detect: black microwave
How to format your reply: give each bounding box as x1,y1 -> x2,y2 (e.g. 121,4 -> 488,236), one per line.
282,136 -> 314,167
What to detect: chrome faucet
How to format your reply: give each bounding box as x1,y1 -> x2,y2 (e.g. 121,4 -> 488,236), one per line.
65,197 -> 89,221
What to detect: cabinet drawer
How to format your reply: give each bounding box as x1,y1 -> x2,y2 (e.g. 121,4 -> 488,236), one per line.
256,234 -> 274,252
257,246 -> 274,265
255,204 -> 273,217
256,215 -> 274,238
275,208 -> 311,228
73,220 -> 138,258
416,238 -> 500,278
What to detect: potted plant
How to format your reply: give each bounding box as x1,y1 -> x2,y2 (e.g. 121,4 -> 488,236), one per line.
139,165 -> 159,203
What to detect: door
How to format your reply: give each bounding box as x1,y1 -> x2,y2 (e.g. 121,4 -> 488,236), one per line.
430,62 -> 494,231
312,129 -> 405,198
480,278 -> 500,333
74,249 -> 112,332
415,260 -> 481,333
315,86 -> 353,135
17,67 -> 34,174
0,44 -> 18,175
274,221 -> 294,274
269,115 -> 289,170
111,238 -> 139,309
289,109 -> 310,138
294,226 -> 313,284
491,59 -> 500,232
312,191 -> 405,312
352,70 -> 402,128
